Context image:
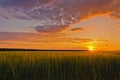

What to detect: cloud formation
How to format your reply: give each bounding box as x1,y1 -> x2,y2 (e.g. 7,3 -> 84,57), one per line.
34,25 -> 68,33
0,0 -> 120,33
0,0 -> 51,8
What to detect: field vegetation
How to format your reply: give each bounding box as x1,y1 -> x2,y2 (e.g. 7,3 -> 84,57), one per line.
0,51 -> 120,80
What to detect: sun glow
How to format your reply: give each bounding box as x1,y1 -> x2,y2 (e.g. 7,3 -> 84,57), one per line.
88,46 -> 95,51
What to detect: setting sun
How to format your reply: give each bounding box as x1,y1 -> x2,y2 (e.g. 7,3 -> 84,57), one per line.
88,46 -> 95,51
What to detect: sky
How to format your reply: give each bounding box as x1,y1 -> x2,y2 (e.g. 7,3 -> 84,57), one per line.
0,0 -> 120,51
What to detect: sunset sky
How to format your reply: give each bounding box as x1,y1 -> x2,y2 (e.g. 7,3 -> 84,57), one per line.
0,0 -> 120,51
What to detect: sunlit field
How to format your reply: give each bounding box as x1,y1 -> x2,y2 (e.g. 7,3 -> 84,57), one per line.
0,51 -> 120,80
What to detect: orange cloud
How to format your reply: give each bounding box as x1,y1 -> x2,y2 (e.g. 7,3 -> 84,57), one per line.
71,27 -> 84,32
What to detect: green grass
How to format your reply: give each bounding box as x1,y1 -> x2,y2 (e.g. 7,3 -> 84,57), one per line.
0,51 -> 120,80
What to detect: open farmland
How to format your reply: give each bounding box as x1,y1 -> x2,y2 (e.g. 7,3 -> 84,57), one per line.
0,51 -> 120,80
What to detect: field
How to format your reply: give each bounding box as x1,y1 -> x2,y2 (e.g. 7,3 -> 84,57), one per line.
0,51 -> 120,80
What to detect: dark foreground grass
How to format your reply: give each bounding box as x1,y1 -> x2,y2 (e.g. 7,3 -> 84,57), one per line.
0,51 -> 120,80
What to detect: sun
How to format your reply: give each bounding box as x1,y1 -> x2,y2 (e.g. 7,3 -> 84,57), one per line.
88,46 -> 95,51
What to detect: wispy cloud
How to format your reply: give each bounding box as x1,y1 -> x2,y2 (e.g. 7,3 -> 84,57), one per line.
0,32 -> 109,44
71,27 -> 84,32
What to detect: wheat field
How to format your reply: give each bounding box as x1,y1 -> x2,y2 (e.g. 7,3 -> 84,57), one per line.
0,51 -> 120,80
